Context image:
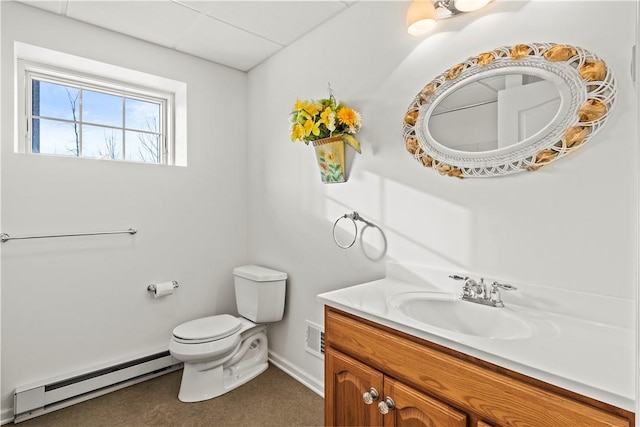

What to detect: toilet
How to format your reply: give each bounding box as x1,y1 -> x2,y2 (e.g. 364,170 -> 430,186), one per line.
169,265 -> 287,402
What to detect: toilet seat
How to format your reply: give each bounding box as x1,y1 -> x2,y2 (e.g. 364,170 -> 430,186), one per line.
172,314 -> 241,344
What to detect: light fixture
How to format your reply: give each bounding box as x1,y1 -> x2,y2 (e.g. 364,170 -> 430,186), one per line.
453,0 -> 492,12
406,0 -> 437,36
406,0 -> 492,35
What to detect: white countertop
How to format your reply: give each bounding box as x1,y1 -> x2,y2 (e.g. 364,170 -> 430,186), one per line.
317,264 -> 635,411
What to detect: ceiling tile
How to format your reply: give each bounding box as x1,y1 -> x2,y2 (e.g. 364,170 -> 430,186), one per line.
174,13 -> 281,71
181,1 -> 348,45
65,1 -> 201,48
15,0 -> 353,72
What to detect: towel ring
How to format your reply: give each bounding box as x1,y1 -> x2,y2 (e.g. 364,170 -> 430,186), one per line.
333,214 -> 358,249
332,212 -> 385,256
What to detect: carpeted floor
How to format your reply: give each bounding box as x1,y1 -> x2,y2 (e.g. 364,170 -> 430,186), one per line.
15,364 -> 324,426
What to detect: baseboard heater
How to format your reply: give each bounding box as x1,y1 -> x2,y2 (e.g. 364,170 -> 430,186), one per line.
13,350 -> 182,423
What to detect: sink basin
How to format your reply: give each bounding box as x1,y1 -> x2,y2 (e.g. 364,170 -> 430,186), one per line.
388,292 -> 532,339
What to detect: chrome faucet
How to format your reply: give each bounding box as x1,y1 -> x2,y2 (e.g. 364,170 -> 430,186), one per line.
449,274 -> 517,308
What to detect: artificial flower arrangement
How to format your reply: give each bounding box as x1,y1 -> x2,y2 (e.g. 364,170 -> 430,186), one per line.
290,96 -> 362,154
289,95 -> 363,183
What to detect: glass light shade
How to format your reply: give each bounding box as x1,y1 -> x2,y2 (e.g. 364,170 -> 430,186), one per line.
406,0 -> 437,35
453,0 -> 491,12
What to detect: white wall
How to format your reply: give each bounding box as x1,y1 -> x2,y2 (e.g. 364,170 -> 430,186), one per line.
247,0 -> 638,393
1,2 -> 248,415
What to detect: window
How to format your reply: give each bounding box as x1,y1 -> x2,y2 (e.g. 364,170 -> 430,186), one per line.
28,71 -> 167,163
15,42 -> 187,166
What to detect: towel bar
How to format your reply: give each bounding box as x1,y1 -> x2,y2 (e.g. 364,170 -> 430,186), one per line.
1,228 -> 137,243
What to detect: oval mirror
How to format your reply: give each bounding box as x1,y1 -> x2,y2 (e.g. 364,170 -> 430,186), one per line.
429,73 -> 562,152
403,43 -> 617,178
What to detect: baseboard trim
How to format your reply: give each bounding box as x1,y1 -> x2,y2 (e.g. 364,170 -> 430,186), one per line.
1,408 -> 14,426
268,350 -> 324,398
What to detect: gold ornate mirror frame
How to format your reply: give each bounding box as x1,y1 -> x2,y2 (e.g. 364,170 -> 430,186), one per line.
403,43 -> 617,178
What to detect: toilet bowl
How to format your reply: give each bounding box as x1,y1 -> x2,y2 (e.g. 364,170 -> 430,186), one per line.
169,265 -> 286,402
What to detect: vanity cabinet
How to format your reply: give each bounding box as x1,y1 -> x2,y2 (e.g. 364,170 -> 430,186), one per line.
327,350 -> 466,427
324,307 -> 635,427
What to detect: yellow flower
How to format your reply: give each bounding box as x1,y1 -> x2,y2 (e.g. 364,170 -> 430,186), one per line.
304,119 -> 320,137
319,108 -> 336,132
292,99 -> 319,117
337,107 -> 359,129
303,102 -> 319,117
290,123 -> 305,141
327,151 -> 336,162
292,99 -> 306,112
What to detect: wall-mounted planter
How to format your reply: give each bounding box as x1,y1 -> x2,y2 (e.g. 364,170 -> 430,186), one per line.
290,96 -> 362,184
313,135 -> 347,183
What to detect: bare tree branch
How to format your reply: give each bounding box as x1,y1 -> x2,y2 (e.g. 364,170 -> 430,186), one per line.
135,117 -> 161,163
65,88 -> 80,156
99,130 -> 120,160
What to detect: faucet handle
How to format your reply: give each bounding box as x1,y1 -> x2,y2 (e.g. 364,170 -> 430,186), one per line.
449,274 -> 468,281
491,281 -> 517,291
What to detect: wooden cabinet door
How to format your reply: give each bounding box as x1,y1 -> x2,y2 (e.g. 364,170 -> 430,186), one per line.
326,308 -> 633,427
325,349 -> 383,427
382,377 -> 467,427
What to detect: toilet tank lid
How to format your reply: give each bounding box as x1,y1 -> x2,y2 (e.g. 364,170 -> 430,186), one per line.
233,265 -> 287,281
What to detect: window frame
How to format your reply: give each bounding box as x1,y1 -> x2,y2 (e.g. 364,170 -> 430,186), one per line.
20,61 -> 172,164
14,43 -> 187,166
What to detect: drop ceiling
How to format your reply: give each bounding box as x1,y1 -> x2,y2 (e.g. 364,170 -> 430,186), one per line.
15,0 -> 355,72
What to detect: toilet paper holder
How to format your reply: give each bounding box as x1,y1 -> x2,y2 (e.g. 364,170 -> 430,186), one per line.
147,281 -> 179,293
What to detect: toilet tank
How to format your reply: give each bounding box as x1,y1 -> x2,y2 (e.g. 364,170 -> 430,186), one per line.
233,265 -> 287,323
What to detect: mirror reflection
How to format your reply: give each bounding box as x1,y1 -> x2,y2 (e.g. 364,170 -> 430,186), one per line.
428,74 -> 561,153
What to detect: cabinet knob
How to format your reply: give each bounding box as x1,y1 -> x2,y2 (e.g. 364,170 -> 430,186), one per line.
362,387 -> 379,404
377,397 -> 396,414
